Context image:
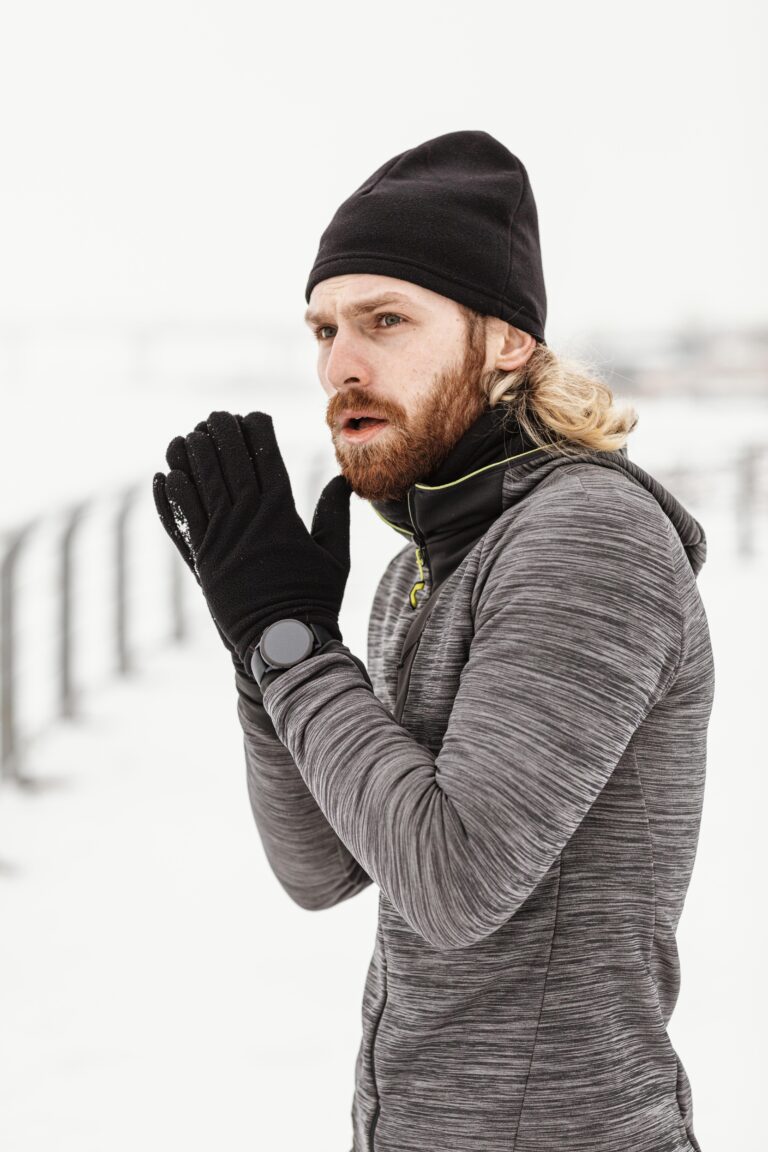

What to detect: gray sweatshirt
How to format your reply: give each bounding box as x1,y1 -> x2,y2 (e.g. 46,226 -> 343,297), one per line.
235,410 -> 715,1152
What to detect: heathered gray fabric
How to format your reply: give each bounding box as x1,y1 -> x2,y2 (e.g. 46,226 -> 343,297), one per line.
236,447 -> 715,1152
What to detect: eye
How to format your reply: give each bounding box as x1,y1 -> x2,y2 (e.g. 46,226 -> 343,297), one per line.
312,313 -> 406,341
376,312 -> 404,329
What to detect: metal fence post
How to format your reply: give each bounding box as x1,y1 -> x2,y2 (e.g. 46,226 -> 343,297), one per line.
1,523 -> 33,781
115,486 -> 139,676
170,548 -> 187,644
735,445 -> 761,561
59,502 -> 87,719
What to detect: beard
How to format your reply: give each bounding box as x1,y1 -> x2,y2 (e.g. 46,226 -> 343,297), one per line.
325,314 -> 490,502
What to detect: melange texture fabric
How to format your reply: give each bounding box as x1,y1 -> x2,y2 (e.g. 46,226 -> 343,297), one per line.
235,406 -> 715,1152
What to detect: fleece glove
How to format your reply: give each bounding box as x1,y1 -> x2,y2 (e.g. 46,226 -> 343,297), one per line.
153,419 -> 249,676
152,410 -> 353,679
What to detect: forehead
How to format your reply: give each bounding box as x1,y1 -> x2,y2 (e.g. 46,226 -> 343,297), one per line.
304,274 -> 440,323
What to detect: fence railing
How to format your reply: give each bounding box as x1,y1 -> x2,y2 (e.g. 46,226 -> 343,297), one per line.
0,442 -> 332,786
653,444 -> 768,561
0,486 -> 176,784
1,442 -> 766,785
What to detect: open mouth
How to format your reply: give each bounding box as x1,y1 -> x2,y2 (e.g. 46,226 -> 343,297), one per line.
347,416 -> 386,430
341,416 -> 390,442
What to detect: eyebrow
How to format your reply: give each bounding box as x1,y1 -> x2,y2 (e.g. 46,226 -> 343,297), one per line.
303,292 -> 418,326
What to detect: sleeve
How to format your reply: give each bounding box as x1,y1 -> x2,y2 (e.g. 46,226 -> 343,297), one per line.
236,669 -> 373,911
260,478 -> 685,950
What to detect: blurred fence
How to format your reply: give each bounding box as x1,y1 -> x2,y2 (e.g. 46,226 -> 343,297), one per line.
1,442 -> 767,786
0,450 -> 329,785
654,443 -> 768,561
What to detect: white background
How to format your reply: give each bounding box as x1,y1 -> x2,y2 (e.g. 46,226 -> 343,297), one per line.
1,2 -> 766,1149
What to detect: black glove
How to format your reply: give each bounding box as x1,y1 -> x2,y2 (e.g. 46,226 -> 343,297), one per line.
153,423 -> 248,677
152,410 -> 353,677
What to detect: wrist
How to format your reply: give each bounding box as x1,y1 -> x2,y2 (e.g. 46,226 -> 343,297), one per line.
259,634 -> 375,696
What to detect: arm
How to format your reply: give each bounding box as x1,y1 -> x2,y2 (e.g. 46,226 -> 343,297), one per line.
260,476 -> 684,950
154,410 -> 374,911
236,667 -> 373,911
235,543 -> 407,910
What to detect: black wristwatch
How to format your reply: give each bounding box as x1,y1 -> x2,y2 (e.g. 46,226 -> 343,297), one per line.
249,619 -> 339,689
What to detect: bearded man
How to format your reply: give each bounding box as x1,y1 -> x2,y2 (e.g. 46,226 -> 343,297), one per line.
153,130 -> 713,1152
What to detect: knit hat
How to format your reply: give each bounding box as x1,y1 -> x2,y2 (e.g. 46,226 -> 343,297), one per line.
305,129 -> 547,344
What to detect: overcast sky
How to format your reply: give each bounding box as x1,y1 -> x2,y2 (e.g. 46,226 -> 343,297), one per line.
0,0 -> 765,343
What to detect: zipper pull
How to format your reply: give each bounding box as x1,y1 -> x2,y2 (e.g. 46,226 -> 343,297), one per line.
409,543 -> 426,609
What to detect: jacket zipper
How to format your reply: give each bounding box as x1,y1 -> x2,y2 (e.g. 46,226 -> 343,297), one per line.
406,488 -> 430,609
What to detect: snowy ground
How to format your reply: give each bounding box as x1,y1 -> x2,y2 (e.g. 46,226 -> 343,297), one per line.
1,395 -> 766,1151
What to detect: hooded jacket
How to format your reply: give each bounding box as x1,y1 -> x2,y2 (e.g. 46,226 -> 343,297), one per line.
235,405 -> 715,1152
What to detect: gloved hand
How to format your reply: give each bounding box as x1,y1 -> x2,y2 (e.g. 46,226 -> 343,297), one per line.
153,420 -> 249,677
152,410 -> 353,677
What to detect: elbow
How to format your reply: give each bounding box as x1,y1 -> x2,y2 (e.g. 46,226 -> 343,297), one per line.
290,891 -> 335,913
282,869 -> 373,913
279,878 -> 337,912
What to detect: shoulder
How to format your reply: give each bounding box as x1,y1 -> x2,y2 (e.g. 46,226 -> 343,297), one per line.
478,460 -> 681,594
471,461 -> 685,694
500,458 -> 676,539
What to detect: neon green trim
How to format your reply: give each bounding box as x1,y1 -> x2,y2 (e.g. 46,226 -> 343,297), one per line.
414,445 -> 547,491
371,505 -> 413,537
369,442 -> 558,529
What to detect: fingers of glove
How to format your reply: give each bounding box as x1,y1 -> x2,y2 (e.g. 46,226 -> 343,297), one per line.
152,473 -> 197,575
165,435 -> 194,477
310,473 -> 352,570
204,410 -> 255,501
185,428 -> 231,516
239,411 -> 294,506
165,468 -> 208,554
165,422 -> 214,481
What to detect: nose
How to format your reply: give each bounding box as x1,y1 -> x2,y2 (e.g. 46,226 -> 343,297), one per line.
323,325 -> 373,394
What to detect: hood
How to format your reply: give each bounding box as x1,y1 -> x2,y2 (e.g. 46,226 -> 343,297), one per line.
370,405 -> 707,602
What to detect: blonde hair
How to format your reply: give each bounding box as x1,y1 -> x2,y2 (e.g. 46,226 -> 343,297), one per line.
463,307 -> 639,457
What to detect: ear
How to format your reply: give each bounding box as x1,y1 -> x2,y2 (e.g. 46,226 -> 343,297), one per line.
491,325 -> 537,373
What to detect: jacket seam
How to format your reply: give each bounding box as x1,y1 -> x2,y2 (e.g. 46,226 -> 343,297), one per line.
634,744 -> 694,1152
511,854 -> 563,1151
367,936 -> 389,1151
633,742 -> 658,971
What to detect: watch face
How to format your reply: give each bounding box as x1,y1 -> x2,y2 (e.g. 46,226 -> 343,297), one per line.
261,619 -> 316,667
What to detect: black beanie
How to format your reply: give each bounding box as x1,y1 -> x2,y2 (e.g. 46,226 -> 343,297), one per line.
305,129 -> 547,345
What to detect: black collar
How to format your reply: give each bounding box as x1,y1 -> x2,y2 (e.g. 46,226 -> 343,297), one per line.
370,405 -> 547,591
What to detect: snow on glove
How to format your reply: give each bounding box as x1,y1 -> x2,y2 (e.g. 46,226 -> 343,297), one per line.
154,409 -> 353,675
153,424 -> 248,677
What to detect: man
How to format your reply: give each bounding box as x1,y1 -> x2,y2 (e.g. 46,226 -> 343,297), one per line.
153,131 -> 714,1152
